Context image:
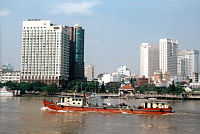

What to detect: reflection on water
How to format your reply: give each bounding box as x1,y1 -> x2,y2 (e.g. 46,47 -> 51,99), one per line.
41,110 -> 86,134
0,97 -> 200,134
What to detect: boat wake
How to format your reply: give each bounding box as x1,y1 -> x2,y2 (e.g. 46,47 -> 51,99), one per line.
40,107 -> 71,113
163,112 -> 174,115
122,112 -> 129,114
41,107 -> 50,111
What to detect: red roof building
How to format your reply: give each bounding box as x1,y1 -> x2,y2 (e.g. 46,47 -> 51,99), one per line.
119,85 -> 135,94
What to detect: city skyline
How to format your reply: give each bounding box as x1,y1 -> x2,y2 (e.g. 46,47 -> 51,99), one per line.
0,0 -> 200,75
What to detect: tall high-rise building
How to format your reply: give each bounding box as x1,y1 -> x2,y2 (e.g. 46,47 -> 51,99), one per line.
140,43 -> 159,79
84,65 -> 95,81
177,50 -> 199,79
21,20 -> 70,85
69,23 -> 85,81
159,38 -> 178,77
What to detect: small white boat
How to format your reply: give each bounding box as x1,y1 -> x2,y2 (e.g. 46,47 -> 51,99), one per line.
88,93 -> 104,99
0,86 -> 13,97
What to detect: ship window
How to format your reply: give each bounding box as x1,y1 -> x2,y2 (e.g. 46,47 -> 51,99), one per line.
78,103 -> 80,105
144,102 -> 147,108
72,99 -> 74,101
79,99 -> 81,101
73,102 -> 75,104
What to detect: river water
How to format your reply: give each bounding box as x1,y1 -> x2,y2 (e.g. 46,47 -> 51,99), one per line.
0,97 -> 200,134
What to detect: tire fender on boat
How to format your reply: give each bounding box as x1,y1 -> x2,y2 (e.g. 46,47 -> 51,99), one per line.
103,107 -> 106,110
160,109 -> 164,112
130,109 -> 133,111
81,106 -> 84,108
61,105 -> 64,108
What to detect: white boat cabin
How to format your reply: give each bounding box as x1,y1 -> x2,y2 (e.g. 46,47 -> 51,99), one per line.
57,96 -> 87,107
0,86 -> 13,97
139,101 -> 169,109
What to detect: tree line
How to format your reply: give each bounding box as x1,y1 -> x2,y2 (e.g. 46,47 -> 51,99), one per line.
136,81 -> 185,94
0,81 -> 101,94
0,80 -> 185,95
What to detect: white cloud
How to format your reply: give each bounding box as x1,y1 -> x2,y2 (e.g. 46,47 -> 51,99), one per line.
51,1 -> 99,15
0,9 -> 11,17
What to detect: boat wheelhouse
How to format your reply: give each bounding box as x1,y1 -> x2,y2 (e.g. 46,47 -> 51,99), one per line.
57,96 -> 87,107
139,101 -> 170,108
138,101 -> 171,112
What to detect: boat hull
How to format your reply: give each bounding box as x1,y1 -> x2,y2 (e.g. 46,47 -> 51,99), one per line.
43,100 -> 172,115
0,92 -> 13,97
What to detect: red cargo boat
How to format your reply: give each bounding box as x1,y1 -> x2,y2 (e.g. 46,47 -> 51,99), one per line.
43,96 -> 173,115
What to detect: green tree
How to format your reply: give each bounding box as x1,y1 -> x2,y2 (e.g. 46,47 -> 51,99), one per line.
138,83 -> 151,93
4,81 -> 19,90
154,87 -> 168,94
0,82 -> 3,88
50,82 -> 57,88
67,80 -> 77,90
66,81 -> 99,93
19,82 -> 33,93
100,83 -> 105,93
169,81 -> 176,92
87,81 -> 99,93
32,81 -> 47,92
41,86 -> 55,93
174,82 -> 185,94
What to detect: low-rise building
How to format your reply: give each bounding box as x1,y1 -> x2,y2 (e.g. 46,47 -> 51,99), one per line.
190,72 -> 200,88
0,71 -> 21,83
119,84 -> 135,95
137,76 -> 148,86
117,65 -> 131,82
101,73 -> 118,84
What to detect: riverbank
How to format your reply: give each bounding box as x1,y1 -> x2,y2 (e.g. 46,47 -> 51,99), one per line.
17,92 -> 200,100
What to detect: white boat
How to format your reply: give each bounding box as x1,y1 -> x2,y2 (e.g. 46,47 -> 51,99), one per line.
0,86 -> 14,97
88,93 -> 104,99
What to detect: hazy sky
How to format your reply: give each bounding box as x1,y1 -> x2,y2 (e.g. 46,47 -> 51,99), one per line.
0,0 -> 200,75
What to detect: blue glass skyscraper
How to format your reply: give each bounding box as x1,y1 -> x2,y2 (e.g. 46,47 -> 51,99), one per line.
69,24 -> 85,81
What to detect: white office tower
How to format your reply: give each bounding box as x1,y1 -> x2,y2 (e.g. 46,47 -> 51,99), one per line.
177,50 -> 199,79
140,43 -> 159,78
21,19 -> 70,85
84,65 -> 96,81
159,38 -> 178,77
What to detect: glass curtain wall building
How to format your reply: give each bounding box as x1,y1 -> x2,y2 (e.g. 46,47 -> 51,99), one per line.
69,23 -> 85,81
